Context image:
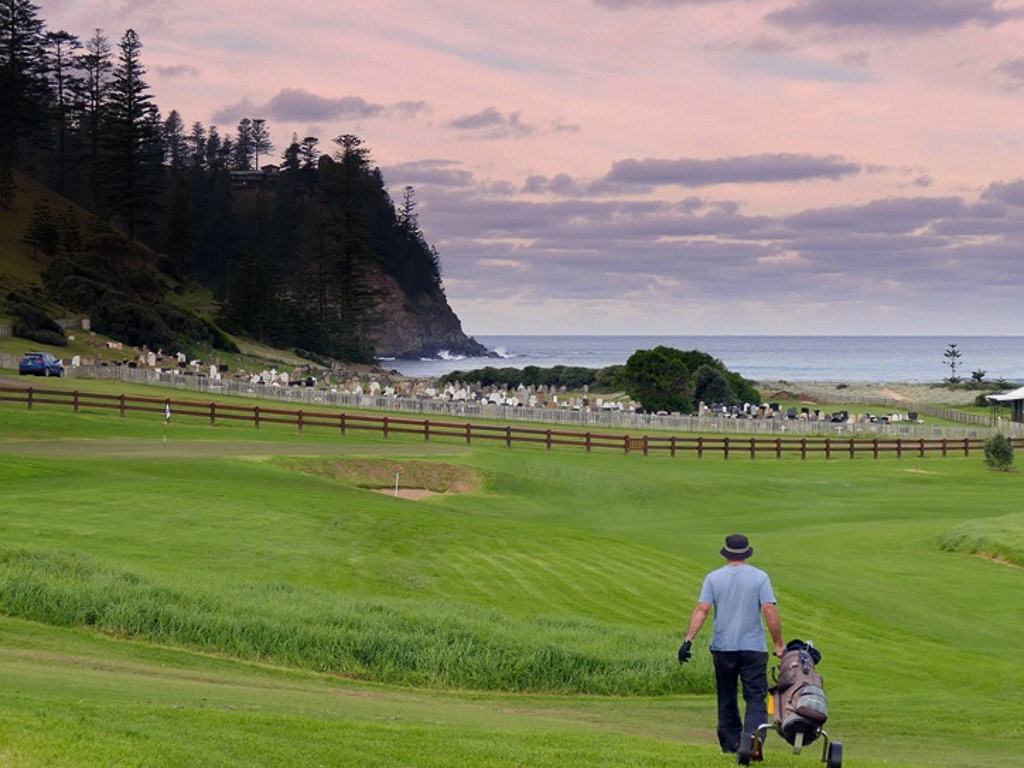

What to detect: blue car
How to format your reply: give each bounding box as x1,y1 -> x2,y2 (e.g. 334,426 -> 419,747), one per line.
18,351 -> 64,377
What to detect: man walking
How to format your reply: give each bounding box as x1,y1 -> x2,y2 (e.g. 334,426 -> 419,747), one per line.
678,533 -> 784,755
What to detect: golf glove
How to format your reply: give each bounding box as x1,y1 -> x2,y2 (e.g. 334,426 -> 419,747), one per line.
678,640 -> 692,664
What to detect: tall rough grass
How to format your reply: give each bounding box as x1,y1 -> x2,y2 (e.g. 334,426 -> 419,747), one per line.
0,546 -> 710,696
939,512 -> 1024,565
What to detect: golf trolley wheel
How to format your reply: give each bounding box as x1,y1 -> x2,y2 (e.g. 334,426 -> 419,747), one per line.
826,740 -> 843,768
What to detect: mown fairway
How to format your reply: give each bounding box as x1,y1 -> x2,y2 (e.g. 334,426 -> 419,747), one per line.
0,390 -> 1021,767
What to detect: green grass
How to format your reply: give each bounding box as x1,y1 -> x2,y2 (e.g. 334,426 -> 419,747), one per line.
939,511 -> 1024,565
0,393 -> 1022,766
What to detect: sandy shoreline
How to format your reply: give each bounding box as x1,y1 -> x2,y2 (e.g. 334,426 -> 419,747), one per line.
756,380 -> 984,405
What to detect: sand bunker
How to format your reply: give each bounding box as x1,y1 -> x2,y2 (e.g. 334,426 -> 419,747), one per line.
287,457 -> 481,501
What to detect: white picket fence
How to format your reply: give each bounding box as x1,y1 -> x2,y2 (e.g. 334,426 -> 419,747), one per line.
4,354 -> 1019,440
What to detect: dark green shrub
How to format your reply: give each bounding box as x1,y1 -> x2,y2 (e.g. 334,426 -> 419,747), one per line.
6,292 -> 67,347
95,301 -> 176,349
984,433 -> 1014,471
18,328 -> 67,347
975,393 -> 1010,408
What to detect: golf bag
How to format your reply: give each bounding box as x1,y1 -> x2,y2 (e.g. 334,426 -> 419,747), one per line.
772,639 -> 828,747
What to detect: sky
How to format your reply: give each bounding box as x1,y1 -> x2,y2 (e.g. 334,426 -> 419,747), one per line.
36,0 -> 1024,337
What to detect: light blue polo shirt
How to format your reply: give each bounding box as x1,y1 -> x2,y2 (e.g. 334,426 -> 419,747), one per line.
698,563 -> 776,652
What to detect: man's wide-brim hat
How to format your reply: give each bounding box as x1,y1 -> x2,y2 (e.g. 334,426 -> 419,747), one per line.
720,533 -> 753,559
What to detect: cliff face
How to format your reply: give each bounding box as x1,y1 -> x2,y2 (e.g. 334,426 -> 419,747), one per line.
367,269 -> 488,360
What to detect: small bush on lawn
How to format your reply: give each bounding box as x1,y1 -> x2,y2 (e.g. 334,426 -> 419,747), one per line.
983,433 -> 1014,471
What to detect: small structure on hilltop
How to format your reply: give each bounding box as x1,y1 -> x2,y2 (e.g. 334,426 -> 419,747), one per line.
987,385 -> 1024,423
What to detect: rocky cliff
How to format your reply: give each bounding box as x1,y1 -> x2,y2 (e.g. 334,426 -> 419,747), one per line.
368,269 -> 489,360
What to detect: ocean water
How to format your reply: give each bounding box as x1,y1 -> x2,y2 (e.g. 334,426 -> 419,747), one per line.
385,336 -> 1024,383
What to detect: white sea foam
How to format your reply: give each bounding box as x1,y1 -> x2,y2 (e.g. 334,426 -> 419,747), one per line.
425,350 -> 467,362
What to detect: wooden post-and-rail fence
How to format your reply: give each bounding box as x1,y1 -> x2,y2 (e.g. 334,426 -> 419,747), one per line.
1,385 -> 1012,461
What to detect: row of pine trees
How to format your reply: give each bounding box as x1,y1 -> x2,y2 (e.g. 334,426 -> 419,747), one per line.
1,0 -> 445,362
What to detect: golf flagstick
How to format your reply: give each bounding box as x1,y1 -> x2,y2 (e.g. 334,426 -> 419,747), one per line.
163,402 -> 171,447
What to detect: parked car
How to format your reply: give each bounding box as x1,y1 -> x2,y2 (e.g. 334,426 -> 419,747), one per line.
18,352 -> 64,377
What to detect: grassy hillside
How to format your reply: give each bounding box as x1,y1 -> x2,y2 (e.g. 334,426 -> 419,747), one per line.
0,387 -> 1022,766
0,174 -> 316,374
0,171 -> 62,308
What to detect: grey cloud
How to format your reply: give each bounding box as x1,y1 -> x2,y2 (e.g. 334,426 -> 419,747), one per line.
212,89 -> 428,124
981,178 -> 1024,206
380,152 -> 1024,325
448,107 -> 509,130
393,101 -> 430,118
930,214 -> 1024,237
520,173 -> 636,197
994,58 -> 1024,88
269,91 -> 382,122
411,185 -> 774,257
605,153 -> 861,187
426,170 -> 1010,249
594,0 -> 738,8
520,174 -> 749,217
414,167 -> 1024,314
552,121 -> 582,133
841,49 -> 871,67
767,0 -> 1023,32
523,173 -> 582,195
385,159 -> 477,189
447,107 -> 535,138
744,36 -> 798,55
487,180 -> 519,196
445,109 -> 577,140
781,196 -> 980,234
154,64 -> 200,78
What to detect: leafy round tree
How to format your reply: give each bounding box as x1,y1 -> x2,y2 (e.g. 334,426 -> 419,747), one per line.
693,364 -> 735,406
617,346 -> 691,413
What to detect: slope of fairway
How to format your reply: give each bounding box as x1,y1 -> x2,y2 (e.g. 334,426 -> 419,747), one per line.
0,397 -> 1022,766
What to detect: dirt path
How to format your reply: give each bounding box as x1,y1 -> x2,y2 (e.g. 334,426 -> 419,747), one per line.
880,387 -> 910,402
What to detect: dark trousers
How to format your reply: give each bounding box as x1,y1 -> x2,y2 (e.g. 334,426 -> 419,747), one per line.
712,650 -> 770,753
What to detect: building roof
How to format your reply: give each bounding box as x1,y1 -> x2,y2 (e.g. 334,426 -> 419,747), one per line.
986,385 -> 1024,402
